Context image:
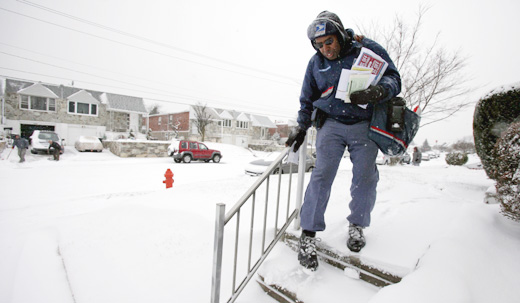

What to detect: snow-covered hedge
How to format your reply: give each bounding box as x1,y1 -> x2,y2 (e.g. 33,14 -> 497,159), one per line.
473,84 -> 520,179
445,152 -> 468,166
494,122 -> 520,222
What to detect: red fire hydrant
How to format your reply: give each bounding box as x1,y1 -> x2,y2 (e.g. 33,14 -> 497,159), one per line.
163,169 -> 174,189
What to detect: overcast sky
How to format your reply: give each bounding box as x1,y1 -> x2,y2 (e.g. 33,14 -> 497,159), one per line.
1,0 -> 519,144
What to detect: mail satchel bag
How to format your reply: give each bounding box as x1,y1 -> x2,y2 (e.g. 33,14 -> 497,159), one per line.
368,97 -> 421,156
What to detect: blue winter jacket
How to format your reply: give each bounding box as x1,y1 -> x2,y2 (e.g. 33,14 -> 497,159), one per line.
13,137 -> 29,149
297,38 -> 401,130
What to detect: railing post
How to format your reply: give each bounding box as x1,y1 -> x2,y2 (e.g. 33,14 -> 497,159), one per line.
211,203 -> 226,303
294,133 -> 308,230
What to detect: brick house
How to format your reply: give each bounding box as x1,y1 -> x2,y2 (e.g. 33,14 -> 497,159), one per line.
144,106 -> 278,148
145,111 -> 190,140
1,78 -> 148,144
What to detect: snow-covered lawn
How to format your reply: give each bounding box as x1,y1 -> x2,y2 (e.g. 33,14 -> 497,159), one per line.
0,143 -> 518,303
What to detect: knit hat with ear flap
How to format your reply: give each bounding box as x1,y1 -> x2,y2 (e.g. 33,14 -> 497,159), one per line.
316,11 -> 344,30
307,11 -> 353,52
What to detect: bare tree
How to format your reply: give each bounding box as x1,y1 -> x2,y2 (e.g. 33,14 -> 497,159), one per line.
451,139 -> 475,153
358,6 -> 474,126
169,119 -> 181,139
148,104 -> 161,115
192,102 -> 213,141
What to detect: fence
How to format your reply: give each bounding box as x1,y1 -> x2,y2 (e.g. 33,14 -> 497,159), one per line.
211,138 -> 308,303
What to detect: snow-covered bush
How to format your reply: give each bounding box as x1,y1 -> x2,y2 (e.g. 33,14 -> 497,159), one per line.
445,152 -> 468,166
494,122 -> 520,222
473,84 -> 520,179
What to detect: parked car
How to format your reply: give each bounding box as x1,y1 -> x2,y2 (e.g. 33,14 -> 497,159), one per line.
399,152 -> 411,164
422,152 -> 433,161
245,153 -> 316,176
30,130 -> 64,154
168,140 -> 222,163
75,136 -> 103,152
376,152 -> 390,165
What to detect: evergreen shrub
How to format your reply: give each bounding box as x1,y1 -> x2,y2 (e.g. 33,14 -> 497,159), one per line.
445,152 -> 468,166
473,85 -> 520,179
494,122 -> 520,222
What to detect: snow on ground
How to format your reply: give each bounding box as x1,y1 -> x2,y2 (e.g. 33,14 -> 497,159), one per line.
0,143 -> 519,303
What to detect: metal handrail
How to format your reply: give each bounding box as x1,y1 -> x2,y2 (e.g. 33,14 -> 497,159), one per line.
211,137 -> 308,303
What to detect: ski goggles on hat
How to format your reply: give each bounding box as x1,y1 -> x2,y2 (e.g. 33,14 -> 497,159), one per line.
312,37 -> 334,49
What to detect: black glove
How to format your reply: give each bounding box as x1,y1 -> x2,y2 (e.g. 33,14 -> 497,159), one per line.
350,85 -> 386,105
285,127 -> 306,152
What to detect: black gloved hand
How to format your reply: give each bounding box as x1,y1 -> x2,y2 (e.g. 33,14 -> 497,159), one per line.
350,85 -> 386,105
285,127 -> 306,152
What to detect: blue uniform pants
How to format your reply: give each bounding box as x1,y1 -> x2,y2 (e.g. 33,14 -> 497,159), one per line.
300,119 -> 379,231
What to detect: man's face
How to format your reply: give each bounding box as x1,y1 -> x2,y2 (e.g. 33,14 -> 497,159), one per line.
314,34 -> 340,60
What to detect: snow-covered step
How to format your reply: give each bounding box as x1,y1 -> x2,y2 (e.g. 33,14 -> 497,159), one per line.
255,232 -> 406,303
256,244 -> 380,303
257,275 -> 301,303
282,232 -> 402,287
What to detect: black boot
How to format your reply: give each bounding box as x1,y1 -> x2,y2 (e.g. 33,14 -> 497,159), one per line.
298,231 -> 319,271
347,224 -> 366,252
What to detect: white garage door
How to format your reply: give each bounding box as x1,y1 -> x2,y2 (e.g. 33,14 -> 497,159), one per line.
67,125 -> 98,145
222,135 -> 233,145
235,136 -> 249,148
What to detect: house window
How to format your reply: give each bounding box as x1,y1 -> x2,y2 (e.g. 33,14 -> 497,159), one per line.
217,119 -> 232,128
236,121 -> 249,129
68,101 -> 98,116
49,99 -> 56,111
19,95 -> 56,112
77,102 -> 89,114
158,117 -> 162,125
21,95 -> 29,109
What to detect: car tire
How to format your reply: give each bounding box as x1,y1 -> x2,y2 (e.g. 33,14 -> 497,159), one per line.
182,154 -> 192,163
213,154 -> 221,163
174,159 -> 181,163
307,166 -> 314,172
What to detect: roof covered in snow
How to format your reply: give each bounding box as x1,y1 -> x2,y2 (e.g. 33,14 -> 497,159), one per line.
250,114 -> 277,128
4,78 -> 147,114
17,83 -> 59,99
194,106 -> 277,128
100,92 -> 147,114
67,90 -> 99,104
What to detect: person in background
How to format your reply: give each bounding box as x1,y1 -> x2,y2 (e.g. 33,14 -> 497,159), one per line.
12,135 -> 29,163
285,11 -> 401,272
48,140 -> 62,161
413,147 -> 422,166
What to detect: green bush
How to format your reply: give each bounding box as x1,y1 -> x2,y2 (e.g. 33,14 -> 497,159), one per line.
494,122 -> 520,222
473,85 -> 520,179
445,152 -> 468,166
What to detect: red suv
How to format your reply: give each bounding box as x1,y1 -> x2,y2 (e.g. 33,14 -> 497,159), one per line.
168,140 -> 222,163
